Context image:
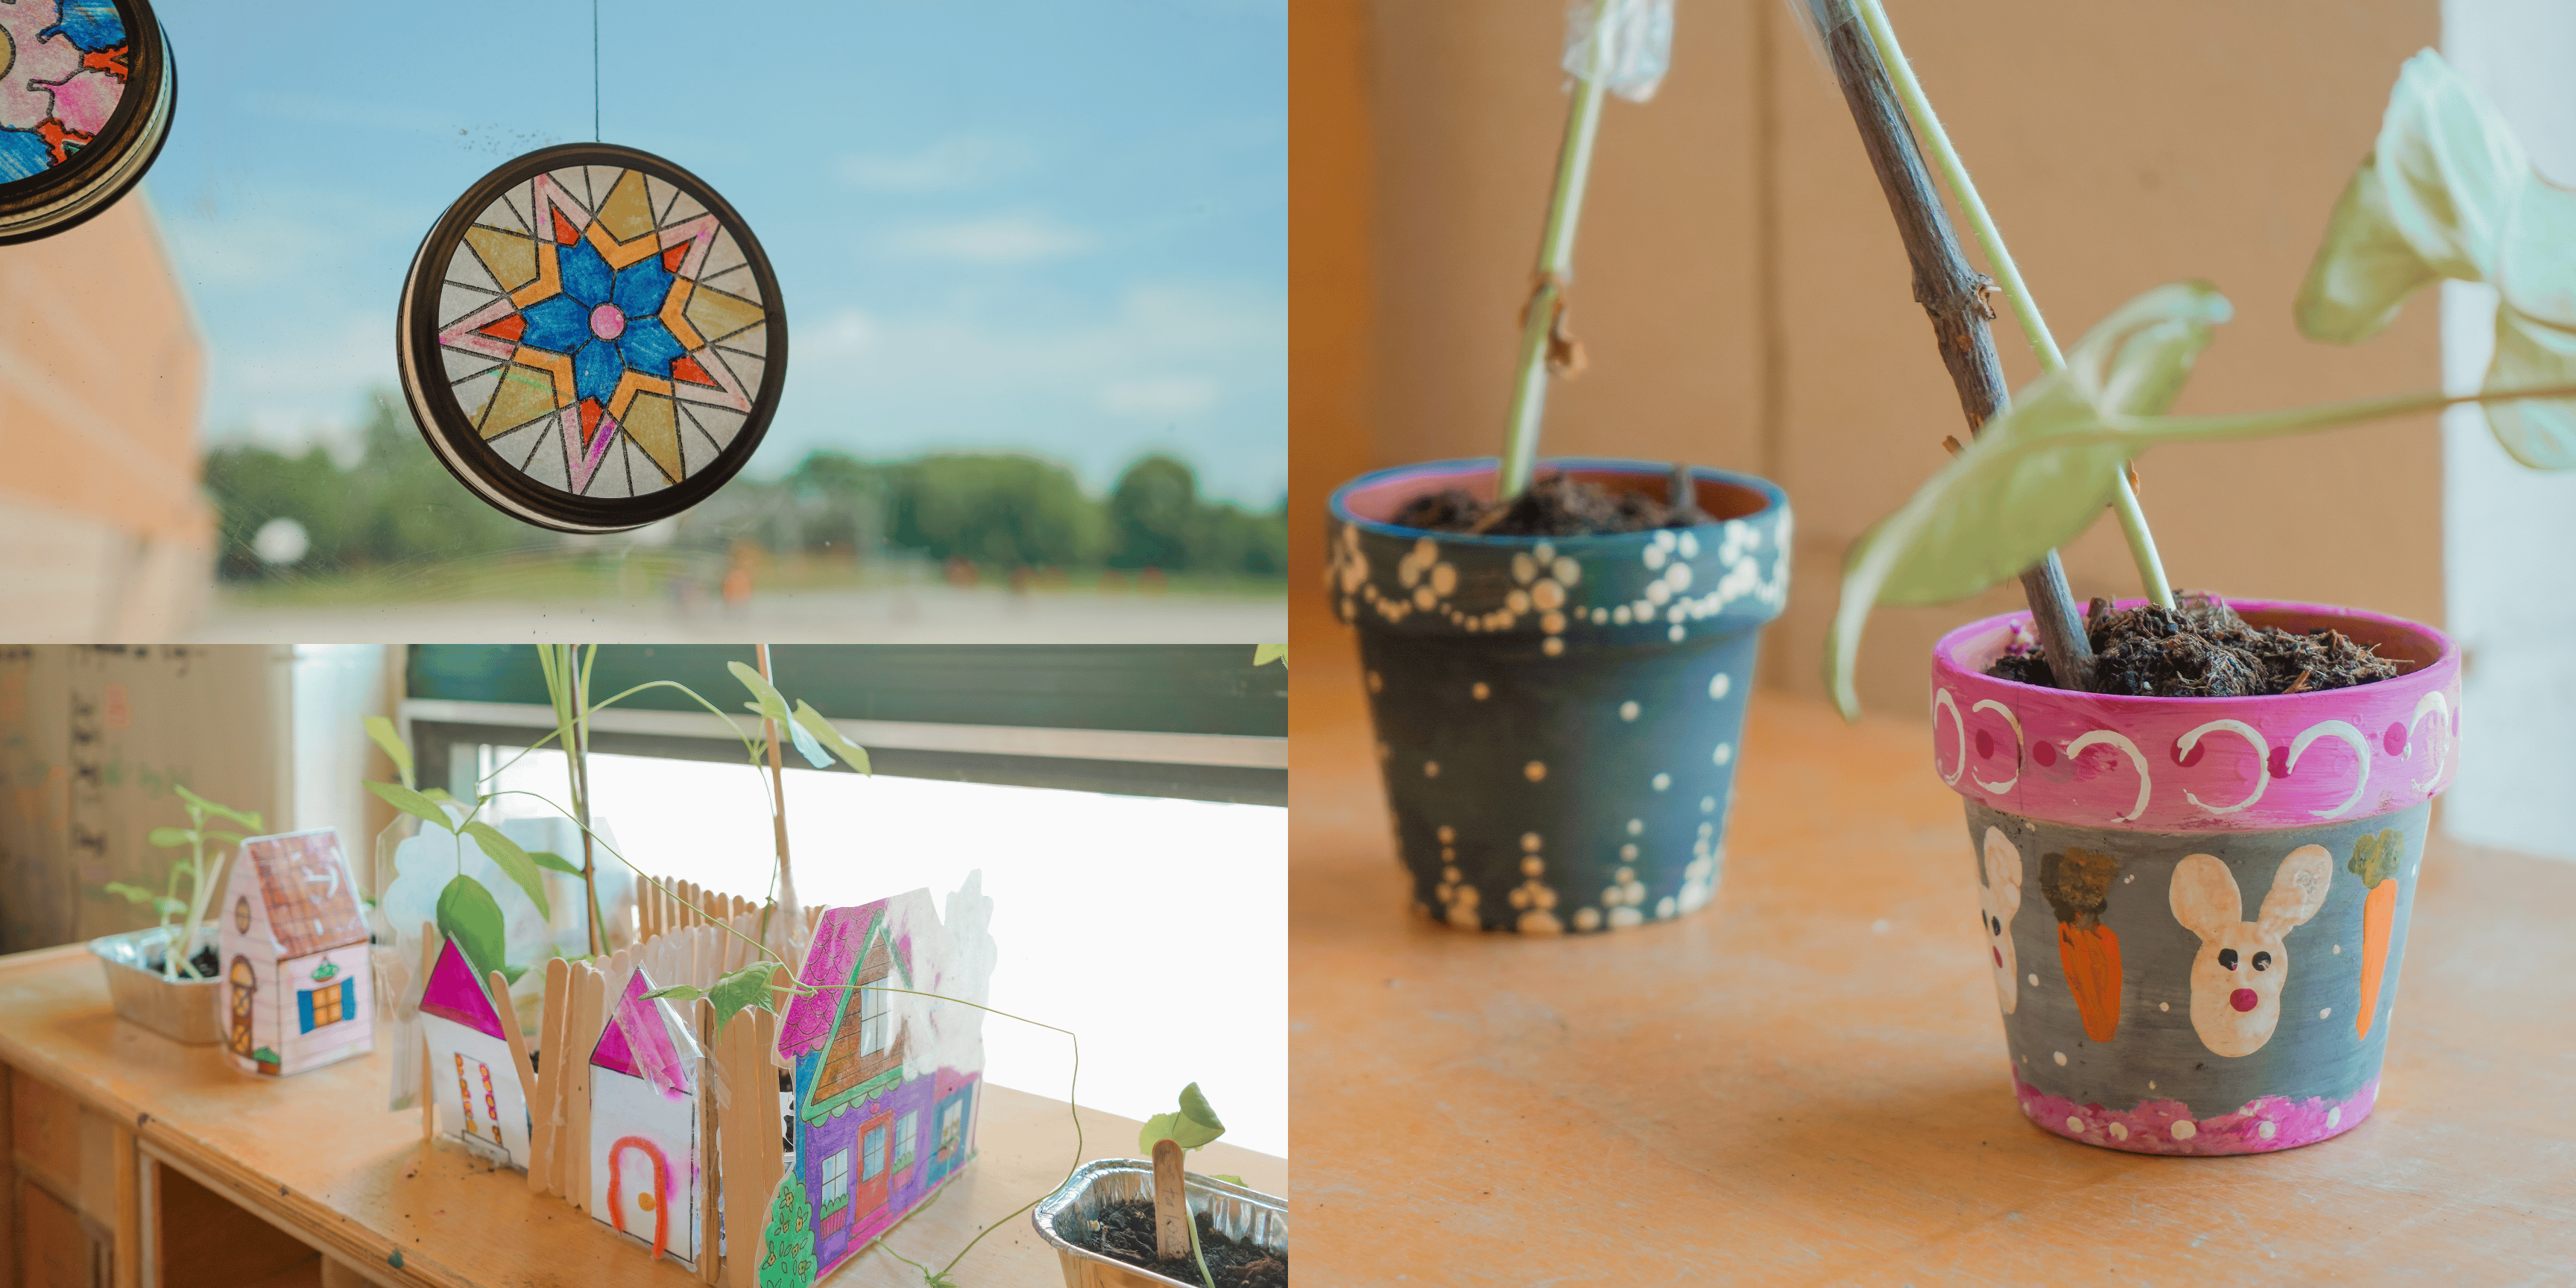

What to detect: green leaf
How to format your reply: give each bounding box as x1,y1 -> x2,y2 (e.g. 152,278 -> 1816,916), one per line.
1253,643 -> 1287,668
1212,1174 -> 1246,1187
529,850 -> 587,875
1140,1082 -> 1228,1152
784,716 -> 832,768
463,821 -> 550,921
421,787 -> 456,802
435,876 -> 508,980
642,983 -> 707,1003
729,660 -> 793,725
146,827 -> 192,848
367,780 -> 455,833
2296,48 -> 2576,468
791,701 -> 871,774
204,830 -> 244,845
1825,282 -> 2232,716
171,783 -> 262,830
362,715 -> 416,791
103,881 -> 157,905
710,962 -> 779,1035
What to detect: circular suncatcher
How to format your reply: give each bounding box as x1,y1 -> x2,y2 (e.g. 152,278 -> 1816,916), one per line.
397,143 -> 787,533
0,0 -> 175,244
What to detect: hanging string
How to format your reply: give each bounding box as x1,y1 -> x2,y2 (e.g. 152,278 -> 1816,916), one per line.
592,0 -> 602,142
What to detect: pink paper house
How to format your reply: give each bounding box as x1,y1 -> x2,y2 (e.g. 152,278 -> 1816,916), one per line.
218,830 -> 373,1077
590,967 -> 701,1269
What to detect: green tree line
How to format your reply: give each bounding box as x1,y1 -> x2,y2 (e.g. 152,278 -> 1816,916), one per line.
201,394 -> 1286,581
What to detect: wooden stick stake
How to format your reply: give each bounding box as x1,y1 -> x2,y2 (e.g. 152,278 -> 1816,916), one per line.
531,957 -> 569,1193
1152,1137 -> 1191,1261
484,970 -> 536,1165
417,924 -> 441,1145
1817,10 -> 2097,691
695,999 -> 722,1284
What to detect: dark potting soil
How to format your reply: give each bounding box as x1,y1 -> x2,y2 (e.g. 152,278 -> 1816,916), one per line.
1084,1198 -> 1287,1288
144,945 -> 221,978
1987,594 -> 2404,698
1389,470 -> 1711,537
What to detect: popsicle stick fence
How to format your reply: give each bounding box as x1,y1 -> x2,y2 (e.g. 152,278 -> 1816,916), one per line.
441,881 -> 818,1287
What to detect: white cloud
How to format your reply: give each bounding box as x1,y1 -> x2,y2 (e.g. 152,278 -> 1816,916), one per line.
835,134 -> 1035,192
882,214 -> 1096,265
1100,376 -> 1222,417
812,307 -> 880,358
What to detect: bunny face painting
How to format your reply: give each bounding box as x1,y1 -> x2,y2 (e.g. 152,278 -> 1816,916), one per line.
1977,827 -> 2022,1014
2171,847 -> 2331,1058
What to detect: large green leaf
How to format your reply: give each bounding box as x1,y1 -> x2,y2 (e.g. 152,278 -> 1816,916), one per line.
367,780 -> 455,833
1825,282 -> 2232,716
728,661 -> 793,725
463,821 -> 550,921
529,850 -> 586,875
2297,48 -> 2576,467
791,701 -> 871,775
1139,1082 -> 1228,1153
146,827 -> 192,849
436,875 -> 508,980
710,962 -> 780,1035
362,715 -> 416,791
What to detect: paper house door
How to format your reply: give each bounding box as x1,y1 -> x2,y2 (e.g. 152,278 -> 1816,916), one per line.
217,829 -> 373,1077
417,936 -> 532,1167
589,967 -> 700,1269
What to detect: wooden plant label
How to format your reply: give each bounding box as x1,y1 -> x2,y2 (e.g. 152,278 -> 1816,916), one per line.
1152,1136 -> 1191,1260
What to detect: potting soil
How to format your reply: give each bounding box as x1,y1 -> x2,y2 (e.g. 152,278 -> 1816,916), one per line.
145,945 -> 221,979
1391,471 -> 1709,537
1084,1198 -> 1287,1288
1988,594 -> 2402,697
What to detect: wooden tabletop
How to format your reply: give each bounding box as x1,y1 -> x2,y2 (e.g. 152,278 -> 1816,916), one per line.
0,944 -> 1286,1288
1290,604 -> 2576,1284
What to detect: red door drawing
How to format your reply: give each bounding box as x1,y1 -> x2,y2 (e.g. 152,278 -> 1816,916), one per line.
852,1111 -> 894,1218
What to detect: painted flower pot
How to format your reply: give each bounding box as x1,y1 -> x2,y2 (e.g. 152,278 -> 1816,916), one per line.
1934,600 -> 2457,1155
1328,457 -> 1791,934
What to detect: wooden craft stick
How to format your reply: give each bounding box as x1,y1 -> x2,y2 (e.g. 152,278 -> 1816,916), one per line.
531,957 -> 569,1193
759,1006 -> 785,1210
571,964 -> 603,1213
695,998 -> 721,1284
722,1010 -> 757,1288
1152,1137 -> 1191,1260
418,924 -> 441,1144
484,970 -> 537,1165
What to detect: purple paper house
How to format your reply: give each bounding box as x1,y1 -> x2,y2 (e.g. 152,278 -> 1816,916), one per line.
773,891 -> 985,1276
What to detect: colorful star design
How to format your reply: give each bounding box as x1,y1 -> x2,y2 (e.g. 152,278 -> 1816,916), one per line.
435,166 -> 768,497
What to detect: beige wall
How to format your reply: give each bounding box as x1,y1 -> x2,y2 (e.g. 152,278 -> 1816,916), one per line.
1312,0 -> 2443,713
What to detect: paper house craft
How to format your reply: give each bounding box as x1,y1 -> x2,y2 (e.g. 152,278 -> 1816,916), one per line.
771,890 -> 989,1278
417,936 -> 531,1167
218,829 -> 373,1077
590,967 -> 702,1269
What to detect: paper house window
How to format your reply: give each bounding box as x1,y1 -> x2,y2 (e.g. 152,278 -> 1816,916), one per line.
397,144 -> 787,534
858,982 -> 889,1055
300,979 -> 353,1032
216,829 -> 373,1078
818,1147 -> 850,1213
938,1098 -> 964,1156
892,1112 -> 917,1173
861,1124 -> 888,1182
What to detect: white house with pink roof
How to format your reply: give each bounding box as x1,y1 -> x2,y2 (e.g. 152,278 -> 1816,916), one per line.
588,966 -> 701,1269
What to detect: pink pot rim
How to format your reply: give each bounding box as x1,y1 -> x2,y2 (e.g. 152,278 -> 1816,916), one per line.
1930,600 -> 2458,832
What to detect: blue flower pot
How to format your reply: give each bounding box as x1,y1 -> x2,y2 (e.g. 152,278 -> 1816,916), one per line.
1328,458 -> 1793,933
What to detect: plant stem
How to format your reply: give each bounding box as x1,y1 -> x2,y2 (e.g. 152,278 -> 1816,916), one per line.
1853,0 -> 2176,610
1816,2 -> 2097,689
755,644 -> 796,926
1497,0 -> 1617,500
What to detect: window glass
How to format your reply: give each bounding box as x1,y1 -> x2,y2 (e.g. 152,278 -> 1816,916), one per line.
861,1126 -> 887,1181
892,1112 -> 917,1172
818,1147 -> 850,1210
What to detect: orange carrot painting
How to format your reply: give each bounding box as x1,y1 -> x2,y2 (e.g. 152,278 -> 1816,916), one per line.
2347,829 -> 2405,1039
2041,847 -> 2123,1044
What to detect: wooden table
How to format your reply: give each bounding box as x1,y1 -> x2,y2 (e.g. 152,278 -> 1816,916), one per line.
0,946 -> 1285,1288
1291,606 -> 2576,1284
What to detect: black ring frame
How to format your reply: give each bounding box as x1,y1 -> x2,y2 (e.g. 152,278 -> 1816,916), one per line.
396,142 -> 789,534
0,0 -> 175,244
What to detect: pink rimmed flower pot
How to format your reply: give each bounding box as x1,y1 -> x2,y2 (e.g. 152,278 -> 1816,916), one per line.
1933,600 -> 2457,1155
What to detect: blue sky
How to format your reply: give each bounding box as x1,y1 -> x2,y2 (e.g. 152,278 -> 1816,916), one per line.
146,0 -> 1286,505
